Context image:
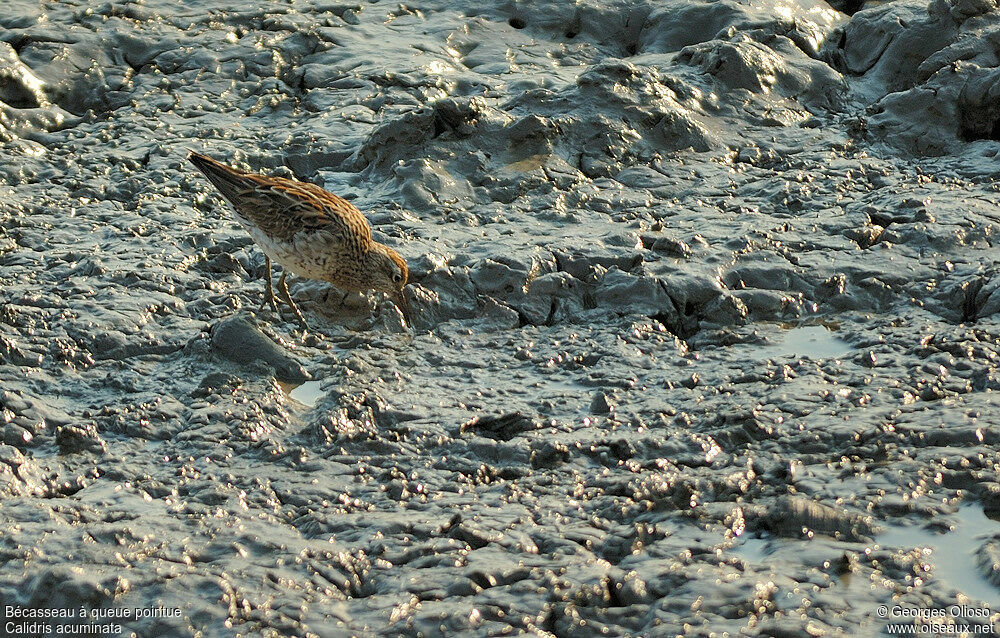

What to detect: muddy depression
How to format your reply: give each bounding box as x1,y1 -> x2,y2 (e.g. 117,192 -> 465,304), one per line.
2,0 -> 1000,635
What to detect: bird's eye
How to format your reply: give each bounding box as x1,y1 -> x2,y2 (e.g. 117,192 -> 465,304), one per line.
392,273 -> 402,283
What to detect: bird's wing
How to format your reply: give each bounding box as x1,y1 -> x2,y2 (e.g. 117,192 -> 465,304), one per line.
189,152 -> 373,244
252,177 -> 374,245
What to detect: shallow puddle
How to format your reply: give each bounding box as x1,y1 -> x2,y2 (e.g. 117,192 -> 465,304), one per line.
763,324 -> 853,360
730,535 -> 773,563
729,504 -> 1000,604
278,380 -> 325,407
877,504 -> 1000,605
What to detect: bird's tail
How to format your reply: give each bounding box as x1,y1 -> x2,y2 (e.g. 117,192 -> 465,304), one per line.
188,151 -> 258,204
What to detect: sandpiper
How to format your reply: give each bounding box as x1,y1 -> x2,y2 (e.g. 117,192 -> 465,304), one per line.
188,152 -> 410,329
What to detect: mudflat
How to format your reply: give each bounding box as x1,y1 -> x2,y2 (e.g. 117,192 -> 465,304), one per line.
2,0 -> 1000,635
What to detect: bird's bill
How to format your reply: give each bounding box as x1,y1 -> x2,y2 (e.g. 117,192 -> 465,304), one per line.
392,290 -> 412,327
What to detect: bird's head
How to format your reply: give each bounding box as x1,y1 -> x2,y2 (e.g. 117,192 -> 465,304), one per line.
366,244 -> 410,324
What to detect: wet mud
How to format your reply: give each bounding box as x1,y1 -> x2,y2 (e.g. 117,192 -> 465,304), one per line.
3,0 -> 1000,635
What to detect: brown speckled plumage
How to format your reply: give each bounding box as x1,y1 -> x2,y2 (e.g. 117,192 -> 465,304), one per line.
188,151 -> 409,327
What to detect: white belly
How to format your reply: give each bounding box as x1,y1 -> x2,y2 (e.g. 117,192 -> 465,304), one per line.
242,223 -> 333,280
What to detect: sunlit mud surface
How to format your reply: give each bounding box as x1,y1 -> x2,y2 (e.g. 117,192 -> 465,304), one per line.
3,0 -> 1000,635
